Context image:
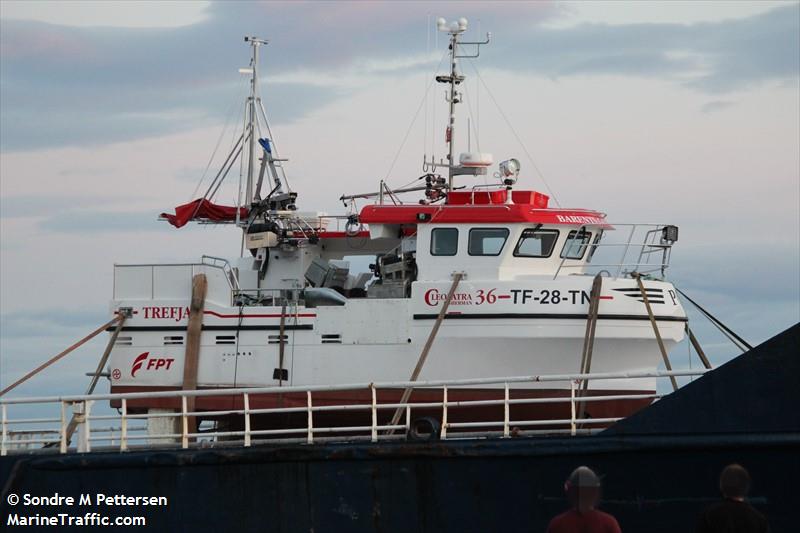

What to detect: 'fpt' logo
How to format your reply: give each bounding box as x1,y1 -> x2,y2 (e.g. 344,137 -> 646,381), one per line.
131,352 -> 175,377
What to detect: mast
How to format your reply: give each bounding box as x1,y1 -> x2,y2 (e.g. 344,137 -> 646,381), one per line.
244,36 -> 268,207
434,18 -> 490,193
445,24 -> 459,190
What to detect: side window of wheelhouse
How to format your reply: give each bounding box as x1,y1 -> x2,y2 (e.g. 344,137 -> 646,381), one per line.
560,230 -> 593,260
586,231 -> 603,262
468,228 -> 509,256
430,228 -> 458,256
514,229 -> 559,257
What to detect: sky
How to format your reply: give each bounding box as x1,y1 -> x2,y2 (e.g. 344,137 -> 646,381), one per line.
0,0 -> 798,401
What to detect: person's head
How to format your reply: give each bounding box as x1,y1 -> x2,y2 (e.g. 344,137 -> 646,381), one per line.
564,466 -> 602,512
719,464 -> 750,501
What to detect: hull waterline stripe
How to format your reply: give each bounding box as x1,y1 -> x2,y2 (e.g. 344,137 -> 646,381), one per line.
412,313 -> 687,322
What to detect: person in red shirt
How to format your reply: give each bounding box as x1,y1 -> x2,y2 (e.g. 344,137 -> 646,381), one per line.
546,466 -> 622,533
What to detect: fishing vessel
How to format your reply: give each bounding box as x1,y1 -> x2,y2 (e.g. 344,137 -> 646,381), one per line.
3,18 -> 796,533
106,21 -> 687,428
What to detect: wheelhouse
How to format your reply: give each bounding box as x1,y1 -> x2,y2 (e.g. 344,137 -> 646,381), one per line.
358,189 -> 610,284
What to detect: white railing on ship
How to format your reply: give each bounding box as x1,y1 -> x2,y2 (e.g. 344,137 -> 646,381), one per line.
0,369 -> 707,456
553,223 -> 676,280
113,256 -> 240,300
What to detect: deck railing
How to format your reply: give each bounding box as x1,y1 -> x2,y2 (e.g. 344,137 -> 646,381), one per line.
0,369 -> 706,456
553,223 -> 678,280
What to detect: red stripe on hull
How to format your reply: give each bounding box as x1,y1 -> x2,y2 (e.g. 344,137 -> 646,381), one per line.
111,386 -> 653,431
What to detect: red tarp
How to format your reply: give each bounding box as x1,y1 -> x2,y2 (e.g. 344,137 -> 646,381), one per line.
161,199 -> 249,228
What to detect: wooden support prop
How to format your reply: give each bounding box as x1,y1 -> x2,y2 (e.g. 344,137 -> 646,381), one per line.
635,273 -> 678,391
182,274 -> 208,436
386,272 -> 463,435
577,274 -> 603,421
64,314 -> 128,444
278,302 -> 287,386
0,315 -> 122,397
686,324 -> 712,370
86,315 -> 127,395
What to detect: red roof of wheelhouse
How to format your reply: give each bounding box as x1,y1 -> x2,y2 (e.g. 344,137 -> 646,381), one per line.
359,190 -> 609,226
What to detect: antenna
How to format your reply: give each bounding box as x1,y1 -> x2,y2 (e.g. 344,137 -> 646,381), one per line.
433,18 -> 490,192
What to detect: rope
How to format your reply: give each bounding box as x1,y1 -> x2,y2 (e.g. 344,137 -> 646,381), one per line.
466,58 -> 562,207
382,49 -> 449,183
0,315 -> 122,397
676,288 -> 753,352
189,76 -> 250,201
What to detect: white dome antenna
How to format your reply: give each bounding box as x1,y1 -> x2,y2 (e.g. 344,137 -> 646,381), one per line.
437,17 -> 468,35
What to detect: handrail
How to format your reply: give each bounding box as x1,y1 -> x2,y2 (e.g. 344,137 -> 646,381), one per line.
2,369 -> 708,454
553,223 -> 677,280
202,255 -> 240,291
0,369 -> 707,406
115,258 -> 241,303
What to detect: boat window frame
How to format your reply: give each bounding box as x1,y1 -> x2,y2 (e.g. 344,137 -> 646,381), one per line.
560,229 -> 594,260
430,227 -> 459,256
468,227 -> 510,257
586,230 -> 604,263
513,227 -> 560,258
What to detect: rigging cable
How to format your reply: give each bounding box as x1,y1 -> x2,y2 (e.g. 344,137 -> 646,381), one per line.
461,83 -> 488,187
382,49 -> 450,184
675,288 -> 753,353
256,99 -> 291,193
465,58 -> 562,207
238,98 -> 248,256
190,76 -> 250,202
461,83 -> 481,153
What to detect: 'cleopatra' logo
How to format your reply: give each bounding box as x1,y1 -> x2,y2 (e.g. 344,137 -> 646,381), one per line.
423,288 -> 474,306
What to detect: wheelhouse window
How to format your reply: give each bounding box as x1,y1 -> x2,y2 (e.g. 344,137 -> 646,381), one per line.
560,230 -> 593,260
514,228 -> 560,258
468,228 -> 509,256
586,231 -> 604,263
430,228 -> 458,256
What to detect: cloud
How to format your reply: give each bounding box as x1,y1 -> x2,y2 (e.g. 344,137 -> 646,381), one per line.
5,2 -> 795,152
0,194 -> 144,218
488,4 -> 799,92
700,100 -> 735,113
37,210 -> 170,233
0,2 -> 553,152
0,308 -> 109,339
1,0 -> 211,29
